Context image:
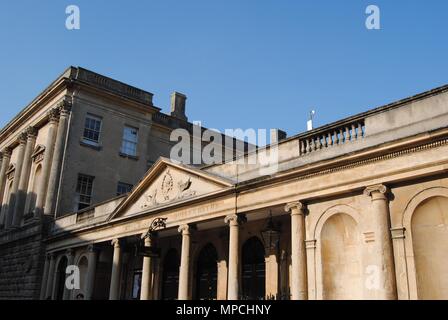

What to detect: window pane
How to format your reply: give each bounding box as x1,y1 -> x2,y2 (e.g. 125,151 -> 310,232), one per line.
121,126 -> 138,156
83,115 -> 102,143
76,174 -> 94,211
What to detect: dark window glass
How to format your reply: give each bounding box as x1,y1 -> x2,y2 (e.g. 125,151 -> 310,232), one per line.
76,174 -> 94,210
117,182 -> 133,196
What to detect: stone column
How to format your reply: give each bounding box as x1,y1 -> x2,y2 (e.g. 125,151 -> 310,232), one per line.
63,249 -> 75,300
140,234 -> 155,300
40,253 -> 51,299
0,148 -> 12,228
44,99 -> 71,216
45,253 -> 56,300
178,224 -> 192,300
224,214 -> 246,300
5,133 -> 27,228
285,201 -> 308,300
109,239 -> 122,300
12,126 -> 37,226
364,184 -> 397,300
85,244 -> 98,300
34,108 -> 59,218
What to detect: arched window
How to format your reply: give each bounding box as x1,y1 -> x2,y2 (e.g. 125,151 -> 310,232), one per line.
242,237 -> 265,300
74,256 -> 88,300
195,243 -> 218,300
54,256 -> 68,300
162,249 -> 179,300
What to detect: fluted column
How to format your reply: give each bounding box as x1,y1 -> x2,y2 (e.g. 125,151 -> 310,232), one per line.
63,249 -> 75,300
0,148 -> 12,228
85,244 -> 98,300
178,224 -> 192,300
12,126 -> 37,226
34,108 -> 59,218
140,234 -> 155,300
109,239 -> 122,300
5,133 -> 27,228
225,214 -> 246,300
44,99 -> 72,217
285,201 -> 308,300
364,184 -> 397,300
40,253 -> 51,299
45,253 -> 56,300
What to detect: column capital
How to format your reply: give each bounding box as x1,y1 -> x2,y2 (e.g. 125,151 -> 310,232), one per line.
178,224 -> 196,235
284,201 -> 306,215
1,147 -> 12,158
111,238 -> 122,248
18,132 -> 28,145
364,184 -> 389,200
25,126 -> 38,139
46,252 -> 55,260
58,97 -> 72,116
224,213 -> 247,226
66,248 -> 75,257
47,108 -> 60,123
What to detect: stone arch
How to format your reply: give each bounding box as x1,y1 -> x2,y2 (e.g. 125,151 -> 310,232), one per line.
53,254 -> 68,300
402,187 -> 448,299
72,253 -> 89,300
314,204 -> 364,300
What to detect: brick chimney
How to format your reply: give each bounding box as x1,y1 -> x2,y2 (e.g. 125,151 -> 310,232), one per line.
170,92 -> 187,121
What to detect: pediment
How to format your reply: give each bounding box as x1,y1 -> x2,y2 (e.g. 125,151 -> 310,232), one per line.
108,158 -> 233,221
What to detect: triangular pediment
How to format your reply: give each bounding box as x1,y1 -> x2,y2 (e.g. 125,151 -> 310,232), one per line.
108,158 -> 233,221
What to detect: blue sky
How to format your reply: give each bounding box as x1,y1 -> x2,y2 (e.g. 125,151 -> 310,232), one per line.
1,1 -> 447,137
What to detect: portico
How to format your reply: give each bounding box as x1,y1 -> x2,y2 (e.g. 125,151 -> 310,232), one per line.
41,84 -> 448,300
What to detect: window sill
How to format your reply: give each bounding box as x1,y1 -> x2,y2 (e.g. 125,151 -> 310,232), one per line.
119,152 -> 139,161
80,140 -> 102,151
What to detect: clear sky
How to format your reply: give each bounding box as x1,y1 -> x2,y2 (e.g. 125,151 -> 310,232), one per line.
1,0 -> 447,138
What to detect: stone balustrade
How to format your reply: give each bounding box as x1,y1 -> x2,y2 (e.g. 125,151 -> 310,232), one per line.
299,119 -> 365,155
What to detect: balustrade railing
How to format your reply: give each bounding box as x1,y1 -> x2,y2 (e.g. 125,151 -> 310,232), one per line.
299,119 -> 365,155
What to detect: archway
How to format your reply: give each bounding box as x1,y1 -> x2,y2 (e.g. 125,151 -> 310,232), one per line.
195,243 -> 218,300
242,237 -> 265,300
320,213 -> 363,300
54,256 -> 68,300
73,256 -> 88,300
412,196 -> 448,299
161,249 -> 179,300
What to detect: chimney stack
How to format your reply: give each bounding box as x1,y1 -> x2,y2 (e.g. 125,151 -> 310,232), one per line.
270,129 -> 287,144
170,92 -> 187,121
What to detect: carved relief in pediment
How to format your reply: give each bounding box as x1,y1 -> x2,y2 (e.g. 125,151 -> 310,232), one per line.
140,170 -> 197,209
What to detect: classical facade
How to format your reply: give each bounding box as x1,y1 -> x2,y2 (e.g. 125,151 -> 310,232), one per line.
1,68 -> 448,300
0,67 -> 245,299
40,83 -> 448,300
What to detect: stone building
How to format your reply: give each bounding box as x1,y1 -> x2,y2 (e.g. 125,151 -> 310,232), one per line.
38,82 -> 448,300
2,68 -> 448,300
0,67 -> 246,299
